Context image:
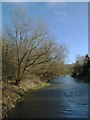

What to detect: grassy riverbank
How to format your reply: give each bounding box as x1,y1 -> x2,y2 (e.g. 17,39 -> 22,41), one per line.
2,75 -> 50,118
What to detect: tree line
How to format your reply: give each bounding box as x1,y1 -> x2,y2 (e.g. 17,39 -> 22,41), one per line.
72,54 -> 90,80
2,8 -> 68,85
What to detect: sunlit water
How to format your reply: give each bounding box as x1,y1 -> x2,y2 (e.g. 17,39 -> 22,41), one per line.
8,76 -> 89,118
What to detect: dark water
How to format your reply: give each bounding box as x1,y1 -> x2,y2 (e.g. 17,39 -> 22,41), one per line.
8,76 -> 89,118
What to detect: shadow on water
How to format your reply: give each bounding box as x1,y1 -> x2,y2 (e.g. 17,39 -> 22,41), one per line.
7,76 -> 89,118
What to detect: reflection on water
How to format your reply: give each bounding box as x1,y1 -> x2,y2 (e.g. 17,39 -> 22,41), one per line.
8,76 -> 88,118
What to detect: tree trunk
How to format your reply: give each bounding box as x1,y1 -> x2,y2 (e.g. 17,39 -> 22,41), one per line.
15,63 -> 21,85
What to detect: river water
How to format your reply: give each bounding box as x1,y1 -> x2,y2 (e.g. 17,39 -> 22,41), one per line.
8,76 -> 89,118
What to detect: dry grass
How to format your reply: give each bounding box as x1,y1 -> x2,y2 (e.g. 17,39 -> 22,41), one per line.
2,75 -> 50,118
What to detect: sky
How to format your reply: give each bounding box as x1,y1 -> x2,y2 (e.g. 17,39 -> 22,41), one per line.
1,0 -> 89,2
2,2 -> 88,63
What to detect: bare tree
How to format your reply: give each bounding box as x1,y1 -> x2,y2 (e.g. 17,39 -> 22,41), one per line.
3,7 -> 68,85
3,8 -> 51,85
75,54 -> 85,65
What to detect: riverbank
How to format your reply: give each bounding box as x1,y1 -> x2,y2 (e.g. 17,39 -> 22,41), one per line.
2,75 -> 50,118
71,75 -> 90,82
79,76 -> 90,82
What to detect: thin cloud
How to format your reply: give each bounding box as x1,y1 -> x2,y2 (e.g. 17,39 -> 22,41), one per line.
55,11 -> 70,23
47,2 -> 69,24
47,2 -> 66,8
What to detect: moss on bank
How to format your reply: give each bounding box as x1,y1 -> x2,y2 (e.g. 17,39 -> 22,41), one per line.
2,75 -> 50,119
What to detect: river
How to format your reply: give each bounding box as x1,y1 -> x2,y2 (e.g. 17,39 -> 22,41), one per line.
8,76 -> 89,118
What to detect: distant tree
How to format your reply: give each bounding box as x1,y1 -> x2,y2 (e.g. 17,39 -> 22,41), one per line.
75,54 -> 84,65
73,60 -> 81,76
82,54 -> 90,75
72,54 -> 90,78
83,54 -> 89,64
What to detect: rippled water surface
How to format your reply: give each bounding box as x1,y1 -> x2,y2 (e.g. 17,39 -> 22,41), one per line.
8,76 -> 89,118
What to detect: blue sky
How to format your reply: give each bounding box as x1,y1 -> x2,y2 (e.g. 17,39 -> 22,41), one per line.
2,2 -> 88,63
